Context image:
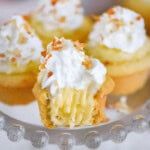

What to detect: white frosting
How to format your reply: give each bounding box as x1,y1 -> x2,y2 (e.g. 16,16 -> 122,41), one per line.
89,6 -> 146,54
39,38 -> 106,96
0,16 -> 43,73
31,0 -> 84,30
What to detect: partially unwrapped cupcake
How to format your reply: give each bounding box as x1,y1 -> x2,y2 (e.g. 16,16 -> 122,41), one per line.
33,37 -> 114,128
27,0 -> 92,47
0,16 -> 43,104
86,6 -> 150,95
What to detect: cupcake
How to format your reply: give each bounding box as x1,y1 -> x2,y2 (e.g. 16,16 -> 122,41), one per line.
27,0 -> 92,47
33,37 -> 114,128
0,16 -> 43,104
86,6 -> 150,95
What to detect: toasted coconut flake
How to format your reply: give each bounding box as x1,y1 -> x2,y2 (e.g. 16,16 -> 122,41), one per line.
0,53 -> 5,58
48,71 -> 53,77
23,15 -> 30,20
51,0 -> 58,5
107,8 -> 115,15
51,37 -> 63,51
74,41 -> 85,51
10,57 -> 16,63
82,57 -> 93,69
41,50 -> 47,57
136,15 -> 142,21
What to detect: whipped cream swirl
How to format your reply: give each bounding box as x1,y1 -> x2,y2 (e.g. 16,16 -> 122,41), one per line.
89,6 -> 146,54
31,0 -> 84,30
0,16 -> 43,73
38,38 -> 106,96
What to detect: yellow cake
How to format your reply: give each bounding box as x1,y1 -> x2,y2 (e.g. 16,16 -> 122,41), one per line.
0,16 -> 43,104
86,6 -> 150,95
33,37 -> 114,128
26,0 -> 92,47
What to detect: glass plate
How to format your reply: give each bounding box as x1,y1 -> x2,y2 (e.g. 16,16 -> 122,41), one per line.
0,79 -> 149,150
0,1 -> 150,150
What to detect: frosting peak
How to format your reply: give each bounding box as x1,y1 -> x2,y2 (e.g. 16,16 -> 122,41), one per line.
31,0 -> 84,30
38,38 -> 106,96
89,6 -> 146,54
0,16 -> 43,73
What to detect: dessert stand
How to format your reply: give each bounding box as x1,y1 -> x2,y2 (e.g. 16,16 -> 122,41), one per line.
0,0 -> 150,150
0,79 -> 150,150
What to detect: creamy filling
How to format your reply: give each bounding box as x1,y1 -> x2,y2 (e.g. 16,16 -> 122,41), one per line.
89,6 -> 146,54
0,16 -> 43,73
31,0 -> 84,30
50,88 -> 95,127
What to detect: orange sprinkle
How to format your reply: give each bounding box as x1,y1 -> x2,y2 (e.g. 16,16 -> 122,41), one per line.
82,57 -> 93,69
0,53 -> 5,58
136,15 -> 142,21
107,8 -> 115,15
51,37 -> 63,51
23,15 -> 30,20
10,57 -> 16,63
51,0 -> 58,5
41,50 -> 47,57
74,41 -> 85,51
48,71 -> 53,77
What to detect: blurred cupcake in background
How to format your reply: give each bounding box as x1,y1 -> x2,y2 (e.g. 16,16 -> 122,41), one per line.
0,16 -> 43,105
27,0 -> 92,47
86,6 -> 150,95
122,0 -> 150,35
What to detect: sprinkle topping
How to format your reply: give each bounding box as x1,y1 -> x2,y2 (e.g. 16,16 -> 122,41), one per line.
51,37 -> 63,51
39,38 -> 106,96
74,41 -> 85,51
41,50 -> 47,57
0,53 -> 5,58
31,0 -> 84,30
48,71 -> 53,77
107,8 -> 115,15
51,0 -> 58,5
89,6 -> 146,54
